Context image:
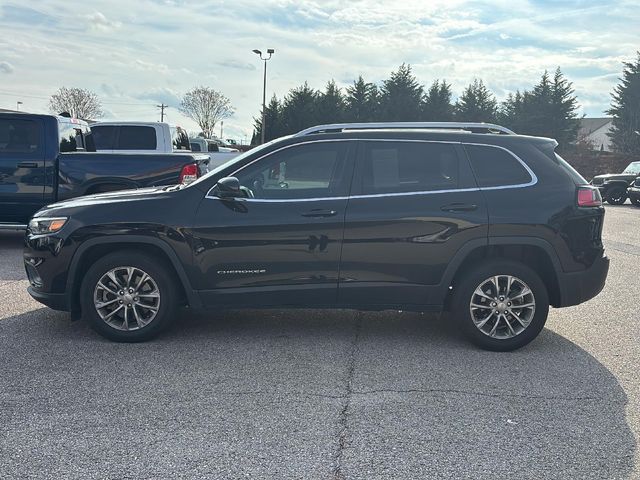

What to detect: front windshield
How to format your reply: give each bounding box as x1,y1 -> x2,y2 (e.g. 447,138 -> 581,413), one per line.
623,162 -> 640,175
186,135 -> 292,188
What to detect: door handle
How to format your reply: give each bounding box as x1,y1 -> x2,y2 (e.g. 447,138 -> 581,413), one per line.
301,209 -> 338,218
17,162 -> 38,168
440,203 -> 478,212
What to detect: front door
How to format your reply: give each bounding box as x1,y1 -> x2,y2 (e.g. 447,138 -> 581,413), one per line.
191,140 -> 355,307
339,140 -> 488,308
0,116 -> 46,224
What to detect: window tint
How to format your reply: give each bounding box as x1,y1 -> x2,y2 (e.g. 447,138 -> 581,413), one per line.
465,144 -> 532,187
58,122 -> 87,152
207,141 -> 219,152
171,127 -> 190,150
236,142 -> 350,199
0,119 -> 40,153
115,126 -> 157,150
361,141 -> 460,194
190,142 -> 202,152
91,125 -> 116,150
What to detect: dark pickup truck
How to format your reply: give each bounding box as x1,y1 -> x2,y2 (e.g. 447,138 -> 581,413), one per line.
0,113 -> 209,227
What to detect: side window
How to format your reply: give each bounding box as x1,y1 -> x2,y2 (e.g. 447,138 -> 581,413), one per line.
360,141 -> 461,194
91,125 -> 116,150
236,142 -> 351,200
0,119 -> 40,153
171,127 -> 190,150
190,142 -> 202,152
465,144 -> 532,187
115,126 -> 157,150
207,141 -> 219,152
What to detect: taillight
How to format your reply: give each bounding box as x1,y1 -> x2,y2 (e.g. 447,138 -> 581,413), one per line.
179,163 -> 199,184
577,186 -> 602,207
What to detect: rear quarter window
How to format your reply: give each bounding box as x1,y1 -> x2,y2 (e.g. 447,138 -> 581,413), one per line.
91,125 -> 116,150
0,118 -> 40,153
465,144 -> 532,187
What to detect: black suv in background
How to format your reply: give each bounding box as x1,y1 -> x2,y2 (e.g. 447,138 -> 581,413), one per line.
24,122 -> 609,351
591,161 -> 640,204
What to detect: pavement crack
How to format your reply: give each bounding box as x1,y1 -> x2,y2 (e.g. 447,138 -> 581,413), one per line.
332,313 -> 362,480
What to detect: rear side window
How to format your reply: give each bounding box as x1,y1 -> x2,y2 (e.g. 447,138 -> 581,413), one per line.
360,141 -> 462,194
115,126 -> 157,150
91,125 -> 116,150
465,144 -> 532,187
0,118 -> 40,153
171,127 -> 190,151
190,142 -> 202,152
58,122 -> 87,152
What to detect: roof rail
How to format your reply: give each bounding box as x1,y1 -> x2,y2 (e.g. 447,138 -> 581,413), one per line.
295,122 -> 515,136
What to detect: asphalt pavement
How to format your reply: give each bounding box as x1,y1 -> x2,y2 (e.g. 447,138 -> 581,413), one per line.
1,205 -> 639,479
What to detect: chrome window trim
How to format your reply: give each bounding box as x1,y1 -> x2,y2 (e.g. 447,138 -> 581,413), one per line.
205,138 -> 538,201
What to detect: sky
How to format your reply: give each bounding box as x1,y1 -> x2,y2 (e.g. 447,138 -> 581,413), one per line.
0,0 -> 638,141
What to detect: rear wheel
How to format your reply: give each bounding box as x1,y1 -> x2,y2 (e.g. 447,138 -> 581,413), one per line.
452,261 -> 549,351
80,251 -> 177,342
630,197 -> 640,207
605,186 -> 627,205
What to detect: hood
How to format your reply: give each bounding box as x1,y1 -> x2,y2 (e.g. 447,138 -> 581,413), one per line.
34,186 -> 171,218
592,173 -> 637,182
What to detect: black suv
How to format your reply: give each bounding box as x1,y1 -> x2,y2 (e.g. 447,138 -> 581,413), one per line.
24,122 -> 609,351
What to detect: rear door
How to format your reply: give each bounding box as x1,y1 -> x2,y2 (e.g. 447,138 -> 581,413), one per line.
338,139 -> 488,308
0,116 -> 46,224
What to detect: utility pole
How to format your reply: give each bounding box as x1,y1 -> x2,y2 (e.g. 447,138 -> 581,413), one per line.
157,104 -> 167,122
220,121 -> 224,139
16,101 -> 23,111
252,48 -> 275,144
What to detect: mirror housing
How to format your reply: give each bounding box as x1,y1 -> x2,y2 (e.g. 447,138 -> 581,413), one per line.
213,176 -> 241,198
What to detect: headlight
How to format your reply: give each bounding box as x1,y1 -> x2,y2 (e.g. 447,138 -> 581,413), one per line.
28,217 -> 68,235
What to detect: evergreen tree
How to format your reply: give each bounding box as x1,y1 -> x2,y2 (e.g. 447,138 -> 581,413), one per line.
316,80 -> 346,124
345,76 -> 379,122
422,80 -> 454,121
379,64 -> 423,121
281,82 -> 319,134
455,79 -> 498,122
549,67 -> 580,148
253,94 -> 284,142
607,52 -> 640,154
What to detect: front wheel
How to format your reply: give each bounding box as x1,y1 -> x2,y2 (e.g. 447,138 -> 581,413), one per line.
605,186 -> 627,205
630,196 -> 640,207
452,261 -> 549,351
80,251 -> 178,342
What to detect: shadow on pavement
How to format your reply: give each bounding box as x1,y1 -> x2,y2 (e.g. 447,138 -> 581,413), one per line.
0,307 -> 635,479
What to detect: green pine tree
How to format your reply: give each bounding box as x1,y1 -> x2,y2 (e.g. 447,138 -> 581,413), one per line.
379,64 -> 423,121
253,94 -> 284,142
422,80 -> 454,121
317,80 -> 346,125
455,79 -> 498,122
607,52 -> 640,154
281,82 -> 319,134
345,76 -> 379,122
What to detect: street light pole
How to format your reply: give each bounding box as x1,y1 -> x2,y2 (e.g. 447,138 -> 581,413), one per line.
253,48 -> 275,144
16,101 -> 23,112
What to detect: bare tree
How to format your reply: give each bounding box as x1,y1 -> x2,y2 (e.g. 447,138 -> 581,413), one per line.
48,87 -> 103,119
180,87 -> 233,138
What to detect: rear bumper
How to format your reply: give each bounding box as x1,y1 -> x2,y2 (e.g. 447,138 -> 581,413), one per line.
557,254 -> 609,307
27,286 -> 69,311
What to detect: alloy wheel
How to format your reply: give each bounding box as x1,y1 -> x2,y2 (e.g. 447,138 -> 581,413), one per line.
93,266 -> 161,331
469,275 -> 536,339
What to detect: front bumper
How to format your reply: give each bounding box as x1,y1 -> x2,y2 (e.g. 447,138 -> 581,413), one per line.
27,286 -> 69,311
557,254 -> 609,307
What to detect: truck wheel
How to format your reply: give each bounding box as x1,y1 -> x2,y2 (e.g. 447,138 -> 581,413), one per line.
605,186 -> 627,205
80,251 -> 178,342
631,197 -> 640,207
452,261 -> 549,351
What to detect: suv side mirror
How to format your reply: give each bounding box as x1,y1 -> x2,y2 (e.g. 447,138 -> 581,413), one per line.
213,176 -> 241,198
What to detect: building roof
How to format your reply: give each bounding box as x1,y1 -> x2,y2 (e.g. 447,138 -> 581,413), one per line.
579,117 -> 612,136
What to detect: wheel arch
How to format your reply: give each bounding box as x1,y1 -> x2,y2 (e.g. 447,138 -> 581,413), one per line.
441,237 -> 564,309
66,235 -> 200,316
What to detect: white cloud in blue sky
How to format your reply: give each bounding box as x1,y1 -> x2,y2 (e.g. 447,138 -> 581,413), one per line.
0,0 -> 638,139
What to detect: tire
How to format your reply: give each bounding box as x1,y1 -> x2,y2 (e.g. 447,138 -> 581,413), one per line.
605,186 -> 627,205
80,251 -> 178,342
631,197 -> 640,207
452,260 -> 549,351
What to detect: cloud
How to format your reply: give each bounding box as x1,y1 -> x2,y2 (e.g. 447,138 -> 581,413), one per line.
216,60 -> 257,71
136,87 -> 182,108
84,11 -> 121,32
0,61 -> 14,74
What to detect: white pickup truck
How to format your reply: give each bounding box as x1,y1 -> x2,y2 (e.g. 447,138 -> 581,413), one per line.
189,137 -> 241,168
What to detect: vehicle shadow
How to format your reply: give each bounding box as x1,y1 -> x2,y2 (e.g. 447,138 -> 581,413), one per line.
0,231 -> 25,282
0,307 -> 635,479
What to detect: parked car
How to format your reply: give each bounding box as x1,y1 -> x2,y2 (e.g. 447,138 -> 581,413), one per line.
91,121 -> 191,154
0,113 -> 209,227
24,122 -> 608,351
189,137 -> 241,168
627,177 -> 640,206
591,161 -> 640,204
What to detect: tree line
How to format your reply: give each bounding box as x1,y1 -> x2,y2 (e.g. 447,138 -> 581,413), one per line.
254,53 -> 640,154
